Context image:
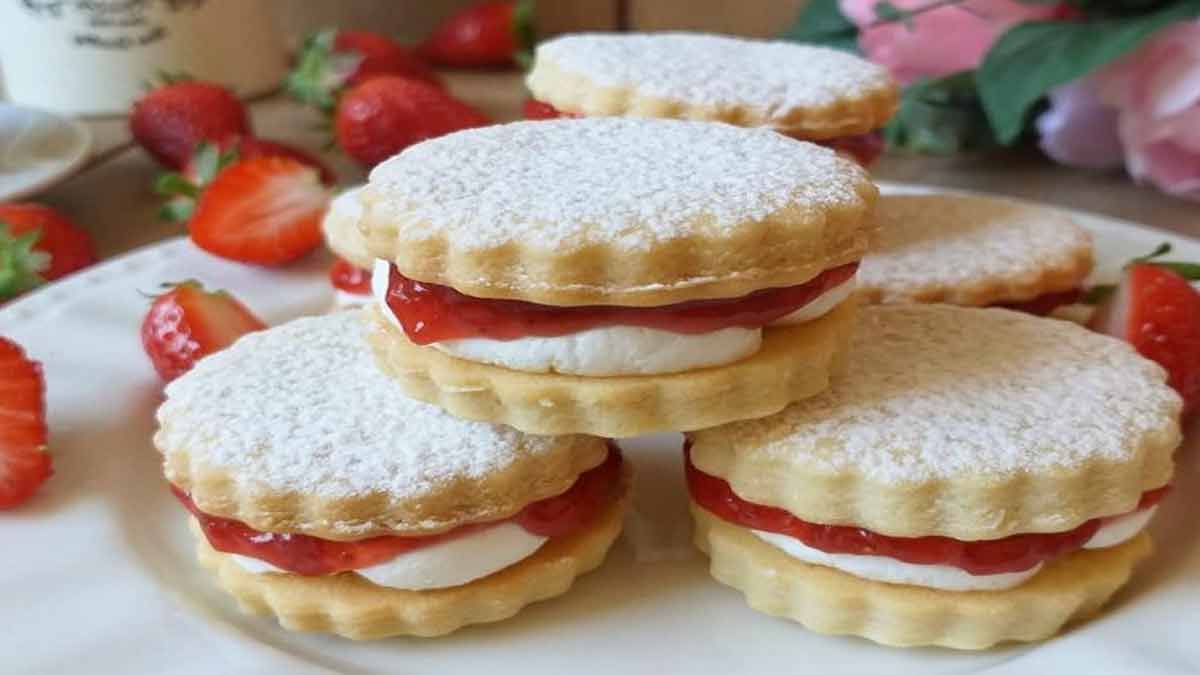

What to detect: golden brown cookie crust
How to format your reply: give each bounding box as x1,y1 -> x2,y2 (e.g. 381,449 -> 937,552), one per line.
361,118 -> 876,307
526,34 -> 898,139
322,186 -> 374,270
691,504 -> 1152,650
364,299 -> 857,437
192,468 -> 631,639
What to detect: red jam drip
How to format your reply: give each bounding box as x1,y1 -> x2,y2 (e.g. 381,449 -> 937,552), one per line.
993,288 -> 1083,317
684,444 -> 1167,576
176,445 -> 623,576
523,99 -> 580,120
385,263 -> 858,345
329,258 -> 371,295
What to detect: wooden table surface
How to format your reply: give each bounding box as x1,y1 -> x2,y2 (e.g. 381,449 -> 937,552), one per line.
38,71 -> 1200,262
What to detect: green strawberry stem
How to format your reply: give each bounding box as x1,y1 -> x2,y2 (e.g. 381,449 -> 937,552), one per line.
0,223 -> 49,300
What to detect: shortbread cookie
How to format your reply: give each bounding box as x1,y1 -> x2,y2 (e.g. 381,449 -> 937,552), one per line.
858,193 -> 1094,313
155,311 -> 630,637
360,118 -> 874,433
322,186 -> 373,309
687,304 -> 1180,648
525,33 -> 898,164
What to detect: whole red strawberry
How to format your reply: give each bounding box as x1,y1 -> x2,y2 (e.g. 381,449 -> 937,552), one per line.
141,281 -> 266,381
0,203 -> 95,301
287,29 -> 441,110
130,75 -> 251,169
155,138 -> 335,222
188,156 -> 329,266
1090,262 -> 1200,414
420,1 -> 535,68
334,76 -> 491,168
0,337 -> 52,509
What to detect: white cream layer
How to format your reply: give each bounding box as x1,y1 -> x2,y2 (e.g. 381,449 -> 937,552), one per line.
372,260 -> 855,376
228,522 -> 547,591
752,505 -> 1156,592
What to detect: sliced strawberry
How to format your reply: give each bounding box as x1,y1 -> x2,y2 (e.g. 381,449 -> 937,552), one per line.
420,1 -> 535,68
329,257 -> 372,295
156,138 -> 335,222
141,281 -> 267,381
334,76 -> 491,168
286,29 -> 441,110
0,203 -> 95,301
1090,262 -> 1200,414
130,76 -> 250,170
0,337 -> 52,509
188,157 -> 329,266
523,98 -> 573,120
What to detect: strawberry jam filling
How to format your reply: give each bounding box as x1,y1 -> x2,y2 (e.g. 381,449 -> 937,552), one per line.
329,257 -> 371,295
524,100 -> 882,165
384,263 -> 858,345
685,445 -> 1167,576
993,288 -> 1083,317
177,445 -> 623,576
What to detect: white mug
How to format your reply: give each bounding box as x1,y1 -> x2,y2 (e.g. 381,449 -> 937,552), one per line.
0,0 -> 287,116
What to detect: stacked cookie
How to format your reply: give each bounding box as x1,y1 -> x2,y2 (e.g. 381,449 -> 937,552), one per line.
525,32 -> 899,165
321,185 -> 373,310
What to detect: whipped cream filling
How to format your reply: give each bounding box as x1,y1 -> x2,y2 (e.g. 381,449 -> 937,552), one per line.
228,522 -> 547,591
752,505 -> 1156,592
372,260 -> 855,376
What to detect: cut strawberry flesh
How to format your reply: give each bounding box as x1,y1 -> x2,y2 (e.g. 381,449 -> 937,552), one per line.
178,445 -> 623,576
685,444 -> 1167,576
384,263 -> 858,344
329,258 -> 372,295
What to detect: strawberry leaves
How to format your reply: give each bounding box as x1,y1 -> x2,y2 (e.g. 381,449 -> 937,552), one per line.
0,223 -> 49,301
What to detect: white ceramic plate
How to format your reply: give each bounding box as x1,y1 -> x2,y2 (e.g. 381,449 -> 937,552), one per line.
1,184 -> 1197,675
0,103 -> 92,202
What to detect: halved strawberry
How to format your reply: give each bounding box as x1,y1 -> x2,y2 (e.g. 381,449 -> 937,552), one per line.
0,203 -> 96,301
156,138 -> 335,222
1090,258 -> 1200,414
334,76 -> 491,168
187,156 -> 329,266
141,281 -> 267,381
130,75 -> 250,170
0,337 -> 52,509
286,29 -> 441,110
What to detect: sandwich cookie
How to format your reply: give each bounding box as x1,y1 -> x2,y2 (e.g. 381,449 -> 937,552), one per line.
525,32 -> 898,165
687,304 -> 1180,649
155,311 -> 630,639
360,118 -> 874,436
858,193 -> 1093,315
322,185 -> 374,309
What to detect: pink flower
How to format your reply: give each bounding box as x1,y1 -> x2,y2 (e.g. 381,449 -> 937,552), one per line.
1036,77 -> 1125,170
838,0 -> 1059,84
1094,21 -> 1200,201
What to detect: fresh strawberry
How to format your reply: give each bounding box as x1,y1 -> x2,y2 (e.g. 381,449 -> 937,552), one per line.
420,1 -> 535,68
329,257 -> 372,294
0,203 -> 96,301
187,156 -> 329,266
1090,254 -> 1200,414
334,76 -> 491,168
141,281 -> 266,381
287,28 -> 441,110
156,138 -> 335,222
0,337 -> 52,509
130,75 -> 251,169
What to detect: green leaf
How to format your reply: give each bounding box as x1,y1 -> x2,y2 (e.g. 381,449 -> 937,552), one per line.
873,1 -> 911,24
512,0 -> 537,70
781,0 -> 861,53
158,199 -> 195,223
153,173 -> 199,199
1082,284 -> 1115,304
884,71 -> 1000,154
1155,262 -> 1200,279
979,0 -> 1200,144
0,223 -> 49,300
189,142 -> 222,185
284,28 -> 345,111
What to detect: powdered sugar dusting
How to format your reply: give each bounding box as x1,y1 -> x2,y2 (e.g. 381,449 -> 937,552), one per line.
367,118 -> 869,251
534,33 -> 892,116
724,305 -> 1180,484
859,194 -> 1091,298
157,312 -> 566,500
